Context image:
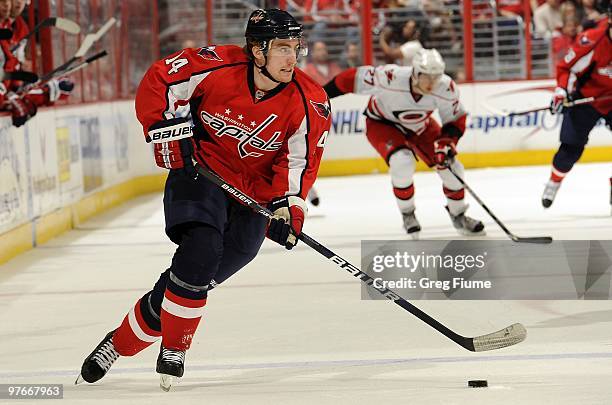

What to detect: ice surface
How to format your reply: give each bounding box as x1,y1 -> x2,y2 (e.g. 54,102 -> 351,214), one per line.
0,163 -> 610,404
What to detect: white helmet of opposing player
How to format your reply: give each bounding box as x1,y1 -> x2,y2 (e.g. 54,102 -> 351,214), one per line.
412,48 -> 445,76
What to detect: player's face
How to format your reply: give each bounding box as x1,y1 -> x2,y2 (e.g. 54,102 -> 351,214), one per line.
265,39 -> 300,82
415,73 -> 442,94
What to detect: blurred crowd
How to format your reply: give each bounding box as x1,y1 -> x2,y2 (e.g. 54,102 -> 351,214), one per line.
284,0 -> 609,84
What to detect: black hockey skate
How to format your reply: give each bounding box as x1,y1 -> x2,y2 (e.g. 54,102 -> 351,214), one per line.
157,346 -> 185,392
402,211 -> 421,239
75,330 -> 119,384
542,180 -> 561,208
446,206 -> 485,236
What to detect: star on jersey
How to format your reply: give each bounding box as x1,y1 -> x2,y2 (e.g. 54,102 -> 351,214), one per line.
238,114 -> 244,120
250,121 -> 256,127
225,109 -> 231,114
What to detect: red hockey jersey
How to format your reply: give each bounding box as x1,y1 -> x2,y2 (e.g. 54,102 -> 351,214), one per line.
556,18 -> 611,114
136,45 -> 331,203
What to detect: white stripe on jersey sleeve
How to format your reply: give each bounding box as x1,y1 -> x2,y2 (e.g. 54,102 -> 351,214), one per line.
567,50 -> 594,93
286,116 -> 308,196
164,71 -> 212,119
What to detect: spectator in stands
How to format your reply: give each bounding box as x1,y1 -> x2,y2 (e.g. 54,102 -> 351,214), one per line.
340,41 -> 361,68
420,0 -> 460,50
534,0 -> 564,34
496,0 -> 524,17
303,0 -> 360,44
552,14 -> 580,64
181,39 -> 197,49
577,0 -> 603,28
303,41 -> 343,85
379,19 -> 423,65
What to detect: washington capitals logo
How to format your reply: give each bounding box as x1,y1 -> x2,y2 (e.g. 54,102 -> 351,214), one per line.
309,100 -> 331,119
385,69 -> 394,84
250,11 -> 265,23
198,46 -> 223,62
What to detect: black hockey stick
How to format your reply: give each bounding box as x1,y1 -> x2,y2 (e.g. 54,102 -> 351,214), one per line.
0,70 -> 38,83
194,164 -> 527,352
0,28 -> 12,40
12,17 -> 80,52
507,95 -> 612,117
447,162 -> 553,244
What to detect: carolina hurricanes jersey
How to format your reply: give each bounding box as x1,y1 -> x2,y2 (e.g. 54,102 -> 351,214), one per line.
351,64 -> 466,136
135,45 -> 331,203
557,18 -> 611,115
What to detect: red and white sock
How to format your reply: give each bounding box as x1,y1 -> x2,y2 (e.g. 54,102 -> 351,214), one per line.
113,298 -> 161,356
550,166 -> 568,183
160,289 -> 207,351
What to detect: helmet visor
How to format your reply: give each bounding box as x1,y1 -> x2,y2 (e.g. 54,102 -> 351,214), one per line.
266,37 -> 308,59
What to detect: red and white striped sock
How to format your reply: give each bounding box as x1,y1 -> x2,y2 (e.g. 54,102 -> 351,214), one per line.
160,289 -> 207,351
550,166 -> 568,183
113,298 -> 161,356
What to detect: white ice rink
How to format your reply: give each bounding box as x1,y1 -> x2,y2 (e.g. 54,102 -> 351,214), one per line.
0,163 -> 611,404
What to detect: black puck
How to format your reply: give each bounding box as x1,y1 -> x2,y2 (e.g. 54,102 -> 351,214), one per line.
468,380 -> 488,388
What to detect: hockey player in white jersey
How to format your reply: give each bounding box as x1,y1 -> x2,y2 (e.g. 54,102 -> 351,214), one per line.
324,48 -> 484,238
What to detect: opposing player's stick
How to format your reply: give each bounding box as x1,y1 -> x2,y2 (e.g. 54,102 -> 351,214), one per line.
507,95 -> 612,117
194,164 -> 527,352
11,17 -> 80,52
447,162 -> 553,244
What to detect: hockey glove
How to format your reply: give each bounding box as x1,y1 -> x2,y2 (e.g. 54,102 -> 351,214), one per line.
433,137 -> 457,170
45,77 -> 74,103
7,93 -> 37,127
550,87 -> 567,114
146,117 -> 195,173
267,196 -> 307,250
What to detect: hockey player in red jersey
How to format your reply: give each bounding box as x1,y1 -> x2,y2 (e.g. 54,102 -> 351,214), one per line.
542,6 -> 611,208
77,9 -> 331,390
324,48 -> 484,238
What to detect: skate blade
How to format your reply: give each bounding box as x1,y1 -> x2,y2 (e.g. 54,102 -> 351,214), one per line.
456,229 -> 486,237
74,374 -> 84,385
407,231 -> 420,240
159,374 -> 175,392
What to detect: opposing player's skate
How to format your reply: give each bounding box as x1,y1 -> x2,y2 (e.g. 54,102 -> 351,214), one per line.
75,330 -> 119,385
157,346 -> 185,392
446,206 -> 485,236
542,180 -> 561,208
402,211 -> 421,239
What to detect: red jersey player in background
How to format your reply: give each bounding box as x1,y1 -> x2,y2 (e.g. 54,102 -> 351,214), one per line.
77,9 -> 331,391
543,5 -> 611,209
324,49 -> 484,238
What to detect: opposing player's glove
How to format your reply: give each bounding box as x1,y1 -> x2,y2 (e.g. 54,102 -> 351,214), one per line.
550,87 -> 567,114
433,137 -> 457,169
267,196 -> 307,250
7,93 -> 37,127
45,77 -> 74,103
146,117 -> 195,173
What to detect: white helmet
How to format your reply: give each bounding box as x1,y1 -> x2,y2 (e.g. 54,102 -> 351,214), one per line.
412,48 -> 445,76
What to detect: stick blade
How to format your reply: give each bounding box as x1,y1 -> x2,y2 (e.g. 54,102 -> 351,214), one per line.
472,323 -> 527,352
512,236 -> 553,244
54,17 -> 81,34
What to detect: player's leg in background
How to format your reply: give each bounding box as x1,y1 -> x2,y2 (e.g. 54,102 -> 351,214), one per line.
409,120 -> 484,236
364,118 -> 421,237
207,201 -> 268,288
543,104 -> 601,208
